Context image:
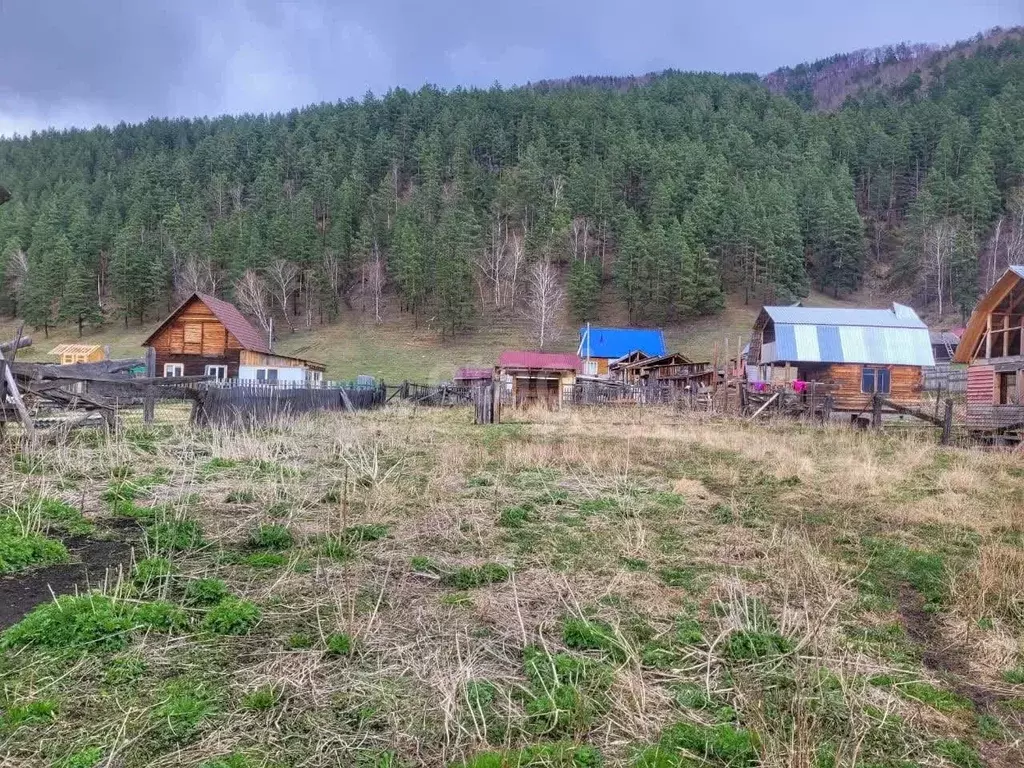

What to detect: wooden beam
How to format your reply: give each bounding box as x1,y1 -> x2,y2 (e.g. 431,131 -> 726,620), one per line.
1004,314 -> 1011,357
986,314 -> 993,359
0,336 -> 32,354
0,347 -> 35,440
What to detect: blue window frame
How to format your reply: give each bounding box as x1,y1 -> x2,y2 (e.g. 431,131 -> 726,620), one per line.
861,366 -> 890,394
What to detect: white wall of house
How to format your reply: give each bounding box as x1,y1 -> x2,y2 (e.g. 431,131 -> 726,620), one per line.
238,365 -> 307,383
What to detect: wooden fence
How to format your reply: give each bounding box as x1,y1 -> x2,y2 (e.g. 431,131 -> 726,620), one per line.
194,382 -> 386,427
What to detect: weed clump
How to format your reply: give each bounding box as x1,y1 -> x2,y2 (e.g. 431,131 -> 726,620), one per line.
563,617 -> 627,662
52,746 -> 105,768
498,503 -> 535,528
634,721 -> 757,767
242,685 -> 281,710
461,743 -> 601,767
202,597 -> 261,635
1,699 -> 57,730
724,630 -> 794,662
35,496 -> 93,534
346,523 -> 390,542
522,646 -> 613,737
445,562 -> 510,589
240,552 -> 288,569
184,578 -> 230,606
152,678 -> 217,744
132,556 -> 174,592
146,519 -> 205,553
249,523 -> 293,550
326,632 -> 355,656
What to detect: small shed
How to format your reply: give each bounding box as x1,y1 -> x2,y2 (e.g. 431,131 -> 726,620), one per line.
930,331 -> 960,363
142,293 -> 325,383
497,351 -> 580,408
747,304 -> 934,411
577,326 -> 666,377
617,352 -> 714,391
50,344 -> 106,365
951,266 -> 1024,434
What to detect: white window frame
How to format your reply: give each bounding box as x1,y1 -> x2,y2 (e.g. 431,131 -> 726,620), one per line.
163,363 -> 184,378
255,368 -> 279,383
205,364 -> 228,381
583,360 -> 598,376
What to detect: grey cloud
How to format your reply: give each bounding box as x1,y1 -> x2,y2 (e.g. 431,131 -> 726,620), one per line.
0,0 -> 1019,135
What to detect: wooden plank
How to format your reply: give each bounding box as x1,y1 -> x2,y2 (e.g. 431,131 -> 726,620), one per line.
0,347 -> 35,440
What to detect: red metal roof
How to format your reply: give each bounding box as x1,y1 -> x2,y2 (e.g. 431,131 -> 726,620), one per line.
498,351 -> 581,372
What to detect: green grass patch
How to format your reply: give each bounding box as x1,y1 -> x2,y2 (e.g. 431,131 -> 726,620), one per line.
239,552 -> 288,568
52,746 -> 105,768
146,518 -> 205,553
202,597 -> 261,636
34,496 -> 93,534
932,739 -> 981,768
860,537 -> 949,611
225,489 -> 256,504
1,698 -> 57,731
1002,666 -> 1024,684
152,678 -> 218,744
184,578 -> 230,606
844,622 -> 920,666
724,630 -> 795,662
132,556 -> 174,593
0,515 -> 68,573
242,685 -> 281,710
633,721 -> 758,767
346,523 -> 390,542
326,632 -> 355,656
869,676 -> 973,713
498,503 -> 535,528
249,523 -> 293,550
658,566 -> 707,591
445,562 -> 511,589
522,646 -> 614,737
459,743 -> 601,767
563,616 -> 627,662
1,594 -> 185,655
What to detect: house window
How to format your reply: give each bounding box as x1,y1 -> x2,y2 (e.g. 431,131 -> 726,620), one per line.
583,360 -> 598,376
163,363 -> 184,378
205,365 -> 228,381
861,367 -> 891,395
998,372 -> 1019,405
255,368 -> 278,383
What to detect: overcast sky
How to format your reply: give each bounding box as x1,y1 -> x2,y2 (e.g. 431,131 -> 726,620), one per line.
0,0 -> 1020,136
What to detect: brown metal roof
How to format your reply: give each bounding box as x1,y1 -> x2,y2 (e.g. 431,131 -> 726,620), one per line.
142,292 -> 271,354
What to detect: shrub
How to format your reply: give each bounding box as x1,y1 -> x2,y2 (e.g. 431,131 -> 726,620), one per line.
146,519 -> 205,553
446,562 -> 511,589
249,523 -> 292,550
202,597 -> 261,635
326,632 -> 354,656
1,594 -> 182,654
0,516 -> 68,573
241,685 -> 281,710
184,578 -> 230,606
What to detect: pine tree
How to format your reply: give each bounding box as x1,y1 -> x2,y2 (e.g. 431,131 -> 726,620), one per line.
59,256 -> 102,336
567,259 -> 600,320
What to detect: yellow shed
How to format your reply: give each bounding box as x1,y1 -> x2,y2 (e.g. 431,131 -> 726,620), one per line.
50,343 -> 106,365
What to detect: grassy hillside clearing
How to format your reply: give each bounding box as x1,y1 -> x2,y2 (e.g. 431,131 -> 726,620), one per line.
1,407 -> 1023,766
0,289 -> 858,383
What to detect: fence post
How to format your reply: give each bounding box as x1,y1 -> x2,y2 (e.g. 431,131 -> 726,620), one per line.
871,394 -> 882,429
143,385 -> 155,424
941,398 -> 954,445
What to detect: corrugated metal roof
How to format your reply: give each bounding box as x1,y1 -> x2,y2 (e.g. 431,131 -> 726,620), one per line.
1011,265 -> 1024,279
762,304 -> 927,329
577,327 -> 666,358
499,351 -> 581,371
764,323 -> 934,366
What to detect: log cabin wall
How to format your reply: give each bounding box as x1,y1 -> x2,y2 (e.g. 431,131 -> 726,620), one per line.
799,363 -> 923,411
148,298 -> 242,377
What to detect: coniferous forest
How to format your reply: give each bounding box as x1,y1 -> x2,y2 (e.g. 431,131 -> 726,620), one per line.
1,30 -> 1022,338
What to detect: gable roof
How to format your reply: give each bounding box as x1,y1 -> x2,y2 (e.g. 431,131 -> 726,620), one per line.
755,303 -> 934,367
498,351 -> 581,372
142,293 -> 272,354
621,352 -> 704,369
50,343 -> 103,356
952,266 -> 1024,364
761,303 -> 927,329
578,327 -> 666,359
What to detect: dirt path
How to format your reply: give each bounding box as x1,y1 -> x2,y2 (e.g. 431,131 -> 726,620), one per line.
0,520 -> 138,630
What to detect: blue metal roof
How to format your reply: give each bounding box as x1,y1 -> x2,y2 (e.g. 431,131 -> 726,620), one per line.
578,327 -> 666,359
762,303 -> 927,329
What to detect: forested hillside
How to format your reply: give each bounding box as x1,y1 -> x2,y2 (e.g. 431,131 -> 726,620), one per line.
0,29 -> 1022,340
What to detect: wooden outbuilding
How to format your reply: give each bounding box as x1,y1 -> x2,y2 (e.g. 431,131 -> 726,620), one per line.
951,266 -> 1024,435
49,343 -> 106,365
454,367 -> 494,387
142,293 -> 325,384
615,352 -> 713,391
747,304 -> 934,412
497,351 -> 580,408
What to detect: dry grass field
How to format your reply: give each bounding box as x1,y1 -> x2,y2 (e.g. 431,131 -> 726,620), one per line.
2,407 -> 1024,767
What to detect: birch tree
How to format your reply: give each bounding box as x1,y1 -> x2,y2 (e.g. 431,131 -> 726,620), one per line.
235,269 -> 273,336
525,260 -> 565,350
266,259 -> 299,330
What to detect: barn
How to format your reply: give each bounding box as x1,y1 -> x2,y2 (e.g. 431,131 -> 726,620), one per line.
951,266 -> 1024,435
747,304 -> 934,411
497,351 -> 580,408
143,293 -> 325,384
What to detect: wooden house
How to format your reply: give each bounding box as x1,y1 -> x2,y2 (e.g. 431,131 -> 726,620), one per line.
617,352 -> 714,391
50,343 -> 106,365
951,266 -> 1024,434
142,293 -> 325,384
497,351 -> 580,407
454,367 -> 494,387
577,326 -> 666,377
747,304 -> 934,411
